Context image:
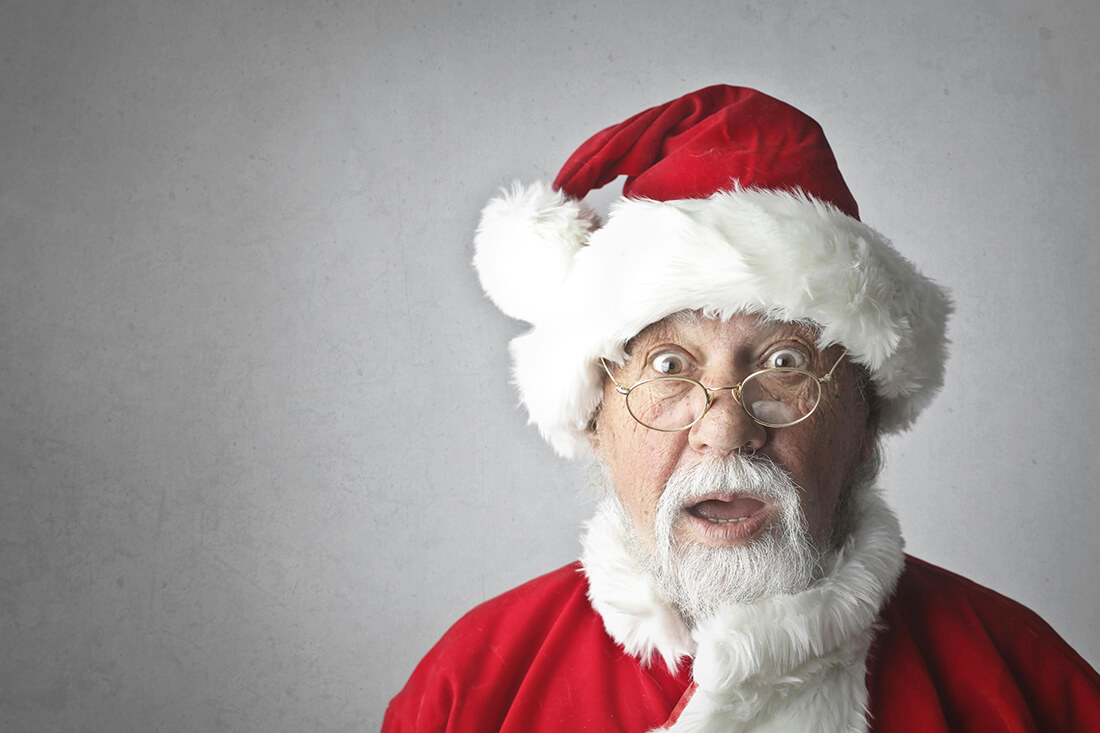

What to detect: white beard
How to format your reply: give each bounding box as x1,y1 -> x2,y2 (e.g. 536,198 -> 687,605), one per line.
581,448 -> 904,732
601,455 -> 823,627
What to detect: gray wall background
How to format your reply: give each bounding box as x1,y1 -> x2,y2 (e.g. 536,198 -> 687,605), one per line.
2,1 -> 1098,731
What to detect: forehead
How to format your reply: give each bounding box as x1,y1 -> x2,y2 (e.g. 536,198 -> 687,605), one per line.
625,310 -> 822,354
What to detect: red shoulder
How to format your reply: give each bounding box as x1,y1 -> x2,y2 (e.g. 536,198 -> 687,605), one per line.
867,555 -> 1100,731
382,562 -> 691,732
381,563 -> 599,732
418,562 -> 592,659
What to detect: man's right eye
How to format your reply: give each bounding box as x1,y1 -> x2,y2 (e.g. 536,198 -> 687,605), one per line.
650,352 -> 688,376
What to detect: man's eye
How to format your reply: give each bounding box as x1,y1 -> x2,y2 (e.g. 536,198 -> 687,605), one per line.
651,352 -> 688,375
764,349 -> 807,369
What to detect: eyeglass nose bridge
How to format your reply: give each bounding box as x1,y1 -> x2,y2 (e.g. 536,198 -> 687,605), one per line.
696,382 -> 747,422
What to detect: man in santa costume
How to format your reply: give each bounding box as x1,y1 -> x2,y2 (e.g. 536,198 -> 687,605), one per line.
383,85 -> 1100,731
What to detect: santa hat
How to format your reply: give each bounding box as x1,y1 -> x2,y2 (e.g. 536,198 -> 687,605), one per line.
474,85 -> 951,458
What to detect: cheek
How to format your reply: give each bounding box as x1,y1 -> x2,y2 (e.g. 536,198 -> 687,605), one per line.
597,405 -> 684,539
775,387 -> 872,543
770,436 -> 844,546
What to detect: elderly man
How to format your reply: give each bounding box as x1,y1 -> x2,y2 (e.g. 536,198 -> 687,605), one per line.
383,86 -> 1100,731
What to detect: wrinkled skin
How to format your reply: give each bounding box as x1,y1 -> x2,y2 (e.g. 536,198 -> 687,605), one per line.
589,312 -> 877,552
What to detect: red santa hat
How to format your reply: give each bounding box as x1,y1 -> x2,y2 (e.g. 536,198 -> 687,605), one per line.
473,85 -> 951,458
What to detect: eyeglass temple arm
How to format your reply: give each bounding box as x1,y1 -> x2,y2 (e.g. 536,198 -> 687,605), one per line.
599,358 -> 631,395
819,349 -> 849,383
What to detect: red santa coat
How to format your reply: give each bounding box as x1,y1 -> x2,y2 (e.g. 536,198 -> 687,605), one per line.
383,558 -> 1100,732
384,494 -> 1100,732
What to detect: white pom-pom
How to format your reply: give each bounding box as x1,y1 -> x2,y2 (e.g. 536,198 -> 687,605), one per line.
473,181 -> 598,324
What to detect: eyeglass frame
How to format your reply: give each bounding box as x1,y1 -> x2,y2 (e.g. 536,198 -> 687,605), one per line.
599,349 -> 849,432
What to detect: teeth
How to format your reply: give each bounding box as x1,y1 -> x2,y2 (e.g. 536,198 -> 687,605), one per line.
705,516 -> 751,524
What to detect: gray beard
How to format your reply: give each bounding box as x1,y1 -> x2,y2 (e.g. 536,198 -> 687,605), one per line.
597,456 -> 830,628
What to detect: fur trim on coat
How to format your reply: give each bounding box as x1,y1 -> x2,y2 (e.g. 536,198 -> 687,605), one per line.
580,487 -> 905,732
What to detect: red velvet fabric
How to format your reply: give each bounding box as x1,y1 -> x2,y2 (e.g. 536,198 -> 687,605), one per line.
383,557 -> 1100,732
551,84 -> 861,220
867,557 -> 1100,732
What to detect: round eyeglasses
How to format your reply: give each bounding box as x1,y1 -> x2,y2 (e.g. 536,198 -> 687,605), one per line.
600,350 -> 848,432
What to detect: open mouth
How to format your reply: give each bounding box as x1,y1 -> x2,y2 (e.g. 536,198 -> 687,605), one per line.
689,496 -> 767,523
684,495 -> 773,544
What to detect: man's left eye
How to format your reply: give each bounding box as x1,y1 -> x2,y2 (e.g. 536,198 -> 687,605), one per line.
764,349 -> 807,369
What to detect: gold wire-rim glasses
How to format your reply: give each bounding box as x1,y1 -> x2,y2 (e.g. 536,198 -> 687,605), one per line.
599,349 -> 849,432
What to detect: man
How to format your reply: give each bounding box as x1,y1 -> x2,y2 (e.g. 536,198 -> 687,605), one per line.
383,85 -> 1100,731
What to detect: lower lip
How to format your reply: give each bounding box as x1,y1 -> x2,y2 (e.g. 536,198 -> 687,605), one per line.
682,504 -> 775,546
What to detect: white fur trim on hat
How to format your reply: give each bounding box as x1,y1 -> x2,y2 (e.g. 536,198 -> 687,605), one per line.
474,184 -> 951,458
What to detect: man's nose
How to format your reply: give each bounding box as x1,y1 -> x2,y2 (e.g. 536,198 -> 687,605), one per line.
687,387 -> 768,455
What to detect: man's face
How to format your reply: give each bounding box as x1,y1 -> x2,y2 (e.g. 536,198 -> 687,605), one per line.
590,312 -> 876,563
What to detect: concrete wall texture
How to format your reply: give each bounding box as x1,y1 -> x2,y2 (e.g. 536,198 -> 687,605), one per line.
2,1 -> 1098,731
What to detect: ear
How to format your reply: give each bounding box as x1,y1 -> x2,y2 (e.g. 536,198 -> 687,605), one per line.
587,418 -> 603,458
859,411 -> 879,463
854,367 -> 881,464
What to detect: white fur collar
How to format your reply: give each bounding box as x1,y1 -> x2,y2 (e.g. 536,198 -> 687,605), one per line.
580,488 -> 904,733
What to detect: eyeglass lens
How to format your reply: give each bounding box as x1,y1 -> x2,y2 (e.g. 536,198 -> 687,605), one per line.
625,371 -> 821,430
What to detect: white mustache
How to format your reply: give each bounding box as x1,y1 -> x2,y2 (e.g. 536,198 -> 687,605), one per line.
660,454 -> 802,510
